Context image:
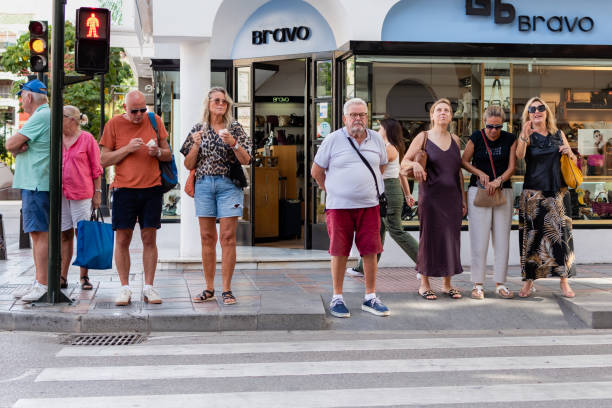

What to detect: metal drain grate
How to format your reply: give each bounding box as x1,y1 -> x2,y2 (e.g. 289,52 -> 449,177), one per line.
60,334 -> 146,346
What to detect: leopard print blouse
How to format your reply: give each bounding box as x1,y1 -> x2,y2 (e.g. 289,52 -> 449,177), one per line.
180,121 -> 251,180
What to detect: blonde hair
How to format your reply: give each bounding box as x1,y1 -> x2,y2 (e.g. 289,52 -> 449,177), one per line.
484,104 -> 506,122
202,87 -> 234,128
521,97 -> 557,135
63,105 -> 89,126
429,98 -> 453,129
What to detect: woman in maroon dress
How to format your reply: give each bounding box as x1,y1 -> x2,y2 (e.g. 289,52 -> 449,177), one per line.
401,98 -> 467,300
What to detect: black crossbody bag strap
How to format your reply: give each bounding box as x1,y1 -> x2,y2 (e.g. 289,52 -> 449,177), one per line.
346,134 -> 381,198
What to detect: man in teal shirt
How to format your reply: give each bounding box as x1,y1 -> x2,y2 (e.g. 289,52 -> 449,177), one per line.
6,79 -> 50,302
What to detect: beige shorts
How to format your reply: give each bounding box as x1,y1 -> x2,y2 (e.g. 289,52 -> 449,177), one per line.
61,193 -> 92,231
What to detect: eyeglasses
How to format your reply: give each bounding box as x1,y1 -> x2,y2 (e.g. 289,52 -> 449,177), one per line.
212,98 -> 228,105
486,124 -> 503,130
528,105 -> 546,114
130,108 -> 147,114
348,113 -> 367,119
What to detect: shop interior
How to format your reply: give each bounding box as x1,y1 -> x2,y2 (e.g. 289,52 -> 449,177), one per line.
250,59 -> 307,248
345,56 -> 612,227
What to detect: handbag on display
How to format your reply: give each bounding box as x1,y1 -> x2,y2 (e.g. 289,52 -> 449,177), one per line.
184,169 -> 196,198
473,130 -> 507,207
278,115 -> 291,127
0,162 -> 13,190
73,209 -> 114,270
148,112 -> 178,194
345,131 -> 387,217
403,131 -> 428,180
561,153 -> 583,189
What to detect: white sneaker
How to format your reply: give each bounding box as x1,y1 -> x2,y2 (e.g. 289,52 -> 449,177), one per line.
13,282 -> 36,299
143,287 -> 162,304
115,287 -> 132,306
21,284 -> 48,303
346,267 -> 364,277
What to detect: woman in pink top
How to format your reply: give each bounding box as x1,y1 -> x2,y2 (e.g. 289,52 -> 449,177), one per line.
61,105 -> 103,290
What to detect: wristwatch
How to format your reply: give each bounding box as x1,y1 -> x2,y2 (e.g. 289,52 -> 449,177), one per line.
95,189 -> 102,192
157,148 -> 162,158
232,143 -> 240,151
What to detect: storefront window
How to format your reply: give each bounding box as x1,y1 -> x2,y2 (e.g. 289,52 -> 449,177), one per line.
316,61 -> 332,98
352,56 -> 612,228
153,70 -> 181,222
237,66 -> 251,103
236,106 -> 252,222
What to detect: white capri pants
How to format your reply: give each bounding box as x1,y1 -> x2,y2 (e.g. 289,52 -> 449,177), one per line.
467,187 -> 514,284
61,193 -> 92,231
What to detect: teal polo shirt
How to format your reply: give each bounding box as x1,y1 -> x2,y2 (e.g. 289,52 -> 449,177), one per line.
13,104 -> 50,191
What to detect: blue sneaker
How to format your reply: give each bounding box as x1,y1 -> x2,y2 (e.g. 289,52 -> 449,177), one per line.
362,297 -> 390,316
329,298 -> 351,318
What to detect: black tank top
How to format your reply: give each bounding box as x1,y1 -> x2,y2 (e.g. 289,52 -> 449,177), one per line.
523,130 -> 565,192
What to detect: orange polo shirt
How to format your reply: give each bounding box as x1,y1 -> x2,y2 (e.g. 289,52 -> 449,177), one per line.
100,113 -> 169,189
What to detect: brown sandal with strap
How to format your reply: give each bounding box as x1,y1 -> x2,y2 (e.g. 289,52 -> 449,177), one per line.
60,276 -> 68,289
80,276 -> 93,290
193,289 -> 215,303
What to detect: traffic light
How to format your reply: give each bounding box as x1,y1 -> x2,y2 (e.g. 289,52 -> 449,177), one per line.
28,21 -> 48,73
75,7 -> 110,74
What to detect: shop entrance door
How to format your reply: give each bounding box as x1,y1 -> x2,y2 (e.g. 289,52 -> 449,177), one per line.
233,58 -> 312,248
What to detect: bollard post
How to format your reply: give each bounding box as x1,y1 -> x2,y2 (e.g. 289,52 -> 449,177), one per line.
0,214 -> 6,260
19,208 -> 31,249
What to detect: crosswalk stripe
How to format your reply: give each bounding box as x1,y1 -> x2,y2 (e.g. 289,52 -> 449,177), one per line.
14,381 -> 612,407
56,334 -> 612,357
36,354 -> 612,382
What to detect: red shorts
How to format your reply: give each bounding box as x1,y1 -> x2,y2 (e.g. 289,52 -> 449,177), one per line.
325,206 -> 382,257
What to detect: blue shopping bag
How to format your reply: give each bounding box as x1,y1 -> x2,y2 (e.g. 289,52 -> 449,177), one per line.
73,209 -> 114,270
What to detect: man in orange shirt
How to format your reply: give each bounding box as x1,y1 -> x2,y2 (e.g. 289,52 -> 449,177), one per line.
100,90 -> 172,306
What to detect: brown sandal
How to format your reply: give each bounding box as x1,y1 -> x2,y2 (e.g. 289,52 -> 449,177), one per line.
418,289 -> 437,300
193,289 -> 215,303
444,288 -> 462,299
60,276 -> 68,289
80,276 -> 93,290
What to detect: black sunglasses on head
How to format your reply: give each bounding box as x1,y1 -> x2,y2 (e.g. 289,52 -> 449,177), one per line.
528,105 -> 546,113
486,124 -> 503,130
130,108 -> 147,114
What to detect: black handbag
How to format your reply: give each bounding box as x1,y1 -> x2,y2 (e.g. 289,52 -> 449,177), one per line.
228,154 -> 247,189
346,133 -> 387,217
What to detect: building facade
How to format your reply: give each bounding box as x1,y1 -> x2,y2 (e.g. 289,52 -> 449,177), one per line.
135,0 -> 612,264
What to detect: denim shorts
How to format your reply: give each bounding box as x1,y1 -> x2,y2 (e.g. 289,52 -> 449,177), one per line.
111,186 -> 163,230
21,189 -> 50,233
194,175 -> 243,218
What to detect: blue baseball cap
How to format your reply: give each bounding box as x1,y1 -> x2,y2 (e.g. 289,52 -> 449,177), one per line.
17,79 -> 48,96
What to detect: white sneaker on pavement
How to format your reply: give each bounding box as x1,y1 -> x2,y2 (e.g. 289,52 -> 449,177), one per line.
13,281 -> 36,299
115,287 -> 132,306
21,284 -> 48,303
143,287 -> 162,304
346,267 -> 364,277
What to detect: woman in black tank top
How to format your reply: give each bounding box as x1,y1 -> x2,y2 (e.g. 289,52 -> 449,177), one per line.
516,97 -> 578,298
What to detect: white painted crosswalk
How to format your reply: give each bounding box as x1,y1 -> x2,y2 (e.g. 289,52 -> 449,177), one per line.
14,333 -> 612,407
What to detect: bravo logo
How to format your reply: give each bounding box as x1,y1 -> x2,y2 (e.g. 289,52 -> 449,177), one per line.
252,26 -> 311,45
465,0 -> 594,33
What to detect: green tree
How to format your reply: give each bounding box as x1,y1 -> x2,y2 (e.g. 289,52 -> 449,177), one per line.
1,21 -> 134,139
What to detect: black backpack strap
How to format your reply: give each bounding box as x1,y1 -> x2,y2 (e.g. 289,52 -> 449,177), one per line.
345,130 -> 381,198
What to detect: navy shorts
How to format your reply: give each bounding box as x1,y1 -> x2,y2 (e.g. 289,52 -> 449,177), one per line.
111,186 -> 163,230
21,189 -> 50,233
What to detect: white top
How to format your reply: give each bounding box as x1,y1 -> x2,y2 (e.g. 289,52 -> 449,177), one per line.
383,143 -> 400,179
313,127 -> 387,209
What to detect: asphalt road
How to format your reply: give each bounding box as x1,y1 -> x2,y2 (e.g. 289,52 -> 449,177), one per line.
5,329 -> 612,407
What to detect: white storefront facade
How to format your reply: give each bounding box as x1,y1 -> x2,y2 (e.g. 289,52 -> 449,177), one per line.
134,0 -> 612,265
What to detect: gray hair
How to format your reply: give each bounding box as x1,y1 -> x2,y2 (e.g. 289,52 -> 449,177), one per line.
484,104 -> 505,122
29,91 -> 48,105
343,98 -> 368,115
63,105 -> 89,126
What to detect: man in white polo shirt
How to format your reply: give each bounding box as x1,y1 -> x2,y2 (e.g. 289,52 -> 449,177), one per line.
311,97 -> 390,318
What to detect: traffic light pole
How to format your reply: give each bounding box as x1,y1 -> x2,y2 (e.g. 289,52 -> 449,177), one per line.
41,0 -> 70,304
99,74 -> 110,216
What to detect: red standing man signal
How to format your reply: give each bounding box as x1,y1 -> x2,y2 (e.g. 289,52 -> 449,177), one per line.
86,13 -> 100,38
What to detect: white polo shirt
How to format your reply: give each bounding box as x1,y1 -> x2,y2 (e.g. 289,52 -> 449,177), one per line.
314,127 -> 387,209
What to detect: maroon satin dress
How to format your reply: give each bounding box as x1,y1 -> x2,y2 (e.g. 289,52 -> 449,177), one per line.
416,138 -> 463,277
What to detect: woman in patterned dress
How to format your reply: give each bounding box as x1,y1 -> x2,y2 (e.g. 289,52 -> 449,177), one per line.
516,97 -> 576,298
180,87 -> 252,305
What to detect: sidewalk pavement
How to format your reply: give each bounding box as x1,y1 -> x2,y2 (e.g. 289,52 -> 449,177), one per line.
1,232 -> 612,332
